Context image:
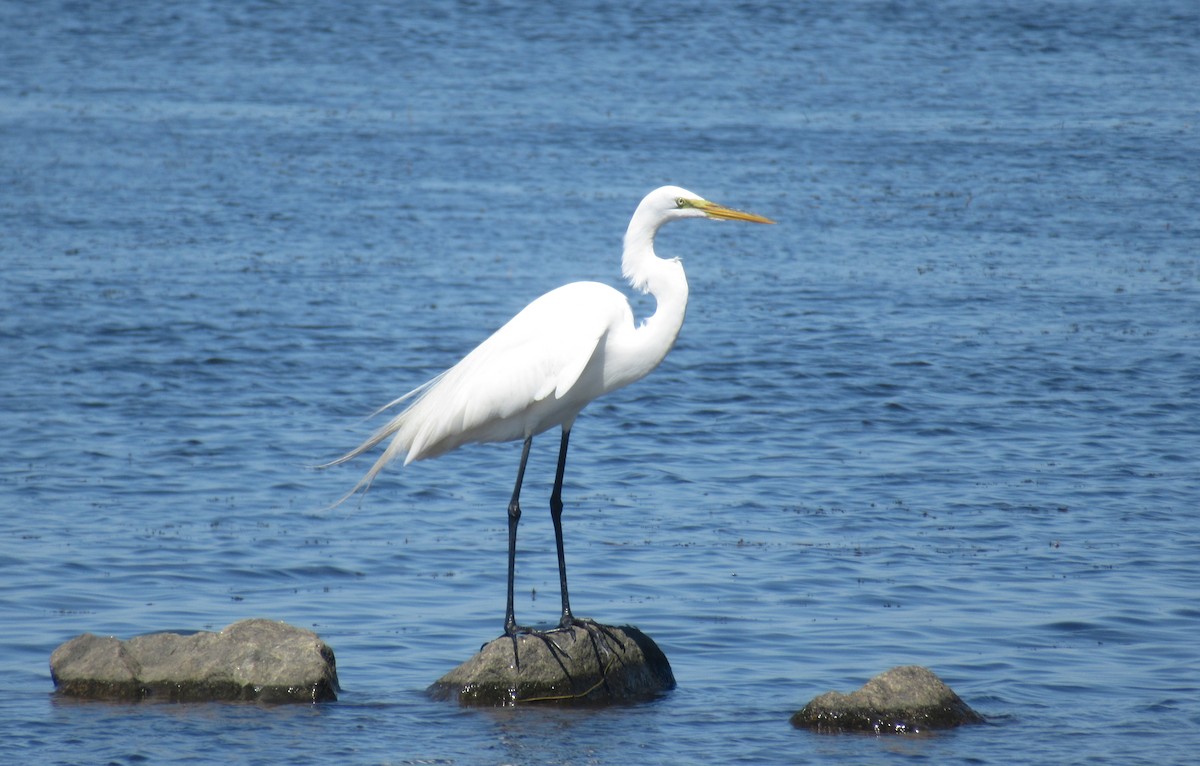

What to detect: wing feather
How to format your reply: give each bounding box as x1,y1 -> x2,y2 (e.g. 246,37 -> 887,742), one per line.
328,281 -> 633,492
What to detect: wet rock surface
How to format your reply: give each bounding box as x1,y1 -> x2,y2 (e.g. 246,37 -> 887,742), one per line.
428,623 -> 674,706
791,665 -> 984,734
50,619 -> 339,703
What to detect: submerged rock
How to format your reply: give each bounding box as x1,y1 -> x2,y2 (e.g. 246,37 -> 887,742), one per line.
791,665 -> 984,734
50,618 -> 339,703
428,623 -> 674,706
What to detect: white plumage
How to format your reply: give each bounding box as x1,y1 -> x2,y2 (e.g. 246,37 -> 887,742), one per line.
325,185 -> 773,634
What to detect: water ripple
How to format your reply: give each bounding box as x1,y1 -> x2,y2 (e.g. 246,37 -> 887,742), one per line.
4,0 -> 1200,763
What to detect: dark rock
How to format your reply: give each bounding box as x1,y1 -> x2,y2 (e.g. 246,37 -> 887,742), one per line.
50,618 -> 339,703
428,623 -> 674,706
791,665 -> 984,734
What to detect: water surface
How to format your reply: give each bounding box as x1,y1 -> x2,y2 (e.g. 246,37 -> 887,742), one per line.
2,1 -> 1199,764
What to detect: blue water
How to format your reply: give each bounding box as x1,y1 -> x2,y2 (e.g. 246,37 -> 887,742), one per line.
3,0 -> 1199,763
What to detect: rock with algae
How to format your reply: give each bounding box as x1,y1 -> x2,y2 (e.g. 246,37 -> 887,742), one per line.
428,623 -> 674,706
50,618 -> 339,703
791,665 -> 984,734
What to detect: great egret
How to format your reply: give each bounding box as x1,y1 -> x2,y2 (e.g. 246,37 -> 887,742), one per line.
327,185 -> 774,639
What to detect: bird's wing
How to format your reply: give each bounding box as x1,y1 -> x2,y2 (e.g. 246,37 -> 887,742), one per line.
454,282 -> 621,424
343,282 -> 629,466
532,322 -> 603,402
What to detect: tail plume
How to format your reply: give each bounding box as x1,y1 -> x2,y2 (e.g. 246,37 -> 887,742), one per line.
316,374 -> 444,506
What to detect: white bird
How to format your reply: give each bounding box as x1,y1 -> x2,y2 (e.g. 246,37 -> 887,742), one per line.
327,186 -> 774,638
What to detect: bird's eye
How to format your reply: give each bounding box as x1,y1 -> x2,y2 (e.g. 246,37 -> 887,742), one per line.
675,197 -> 690,209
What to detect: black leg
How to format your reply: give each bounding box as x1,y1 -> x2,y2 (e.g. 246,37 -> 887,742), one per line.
550,427 -> 575,628
497,428 -> 616,672
548,428 -> 622,648
504,435 -> 533,636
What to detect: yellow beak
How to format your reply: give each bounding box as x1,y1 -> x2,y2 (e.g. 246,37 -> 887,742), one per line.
694,199 -> 776,224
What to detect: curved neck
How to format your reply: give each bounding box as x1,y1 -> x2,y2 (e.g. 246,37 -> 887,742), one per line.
621,212 -> 689,365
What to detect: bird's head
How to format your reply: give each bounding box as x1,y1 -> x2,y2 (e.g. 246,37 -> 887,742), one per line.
623,185 -> 775,292
644,185 -> 775,225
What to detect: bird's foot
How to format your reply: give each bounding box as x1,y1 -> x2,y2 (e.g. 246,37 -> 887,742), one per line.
496,624 -> 571,671
556,615 -> 624,647
554,616 -> 629,690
